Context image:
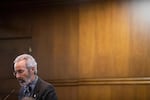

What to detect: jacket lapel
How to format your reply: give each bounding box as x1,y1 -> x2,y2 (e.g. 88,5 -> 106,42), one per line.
31,78 -> 41,100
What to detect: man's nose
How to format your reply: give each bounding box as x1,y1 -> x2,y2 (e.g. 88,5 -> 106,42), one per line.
15,73 -> 21,78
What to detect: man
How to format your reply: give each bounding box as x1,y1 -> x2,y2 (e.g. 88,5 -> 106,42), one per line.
13,54 -> 57,100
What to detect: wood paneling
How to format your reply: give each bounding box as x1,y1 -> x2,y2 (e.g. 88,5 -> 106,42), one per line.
0,38 -> 32,79
1,1 -> 150,100
79,2 -> 130,78
56,86 -> 78,100
32,5 -> 79,80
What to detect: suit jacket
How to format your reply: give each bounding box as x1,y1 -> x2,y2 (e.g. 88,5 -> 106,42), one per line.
19,77 -> 58,100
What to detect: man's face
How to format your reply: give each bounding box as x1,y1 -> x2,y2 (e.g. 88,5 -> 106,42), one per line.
14,60 -> 32,86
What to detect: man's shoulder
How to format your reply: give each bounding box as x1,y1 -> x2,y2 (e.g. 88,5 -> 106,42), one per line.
37,77 -> 54,89
34,77 -> 57,100
35,77 -> 56,96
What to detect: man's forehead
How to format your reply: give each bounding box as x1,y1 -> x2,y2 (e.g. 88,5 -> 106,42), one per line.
15,60 -> 26,68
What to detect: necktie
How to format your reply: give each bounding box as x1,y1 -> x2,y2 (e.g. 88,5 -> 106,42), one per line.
24,86 -> 32,97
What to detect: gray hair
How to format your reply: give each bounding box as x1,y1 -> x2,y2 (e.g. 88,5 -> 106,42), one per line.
14,54 -> 37,74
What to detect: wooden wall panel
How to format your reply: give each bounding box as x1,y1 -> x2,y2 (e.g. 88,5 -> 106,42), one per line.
56,86 -> 78,100
32,6 -> 79,80
110,85 -> 150,100
79,85 -> 111,100
79,2 -> 131,78
0,38 -> 32,79
79,1 -> 150,78
128,1 -> 150,77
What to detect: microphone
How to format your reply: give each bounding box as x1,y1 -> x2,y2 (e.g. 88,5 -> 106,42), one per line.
3,89 -> 15,100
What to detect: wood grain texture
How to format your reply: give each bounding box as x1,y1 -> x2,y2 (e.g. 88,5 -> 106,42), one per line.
1,1 -> 150,100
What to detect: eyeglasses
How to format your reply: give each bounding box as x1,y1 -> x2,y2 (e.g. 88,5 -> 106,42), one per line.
13,70 -> 25,76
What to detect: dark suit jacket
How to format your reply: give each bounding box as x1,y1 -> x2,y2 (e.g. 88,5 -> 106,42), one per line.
19,77 -> 58,100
